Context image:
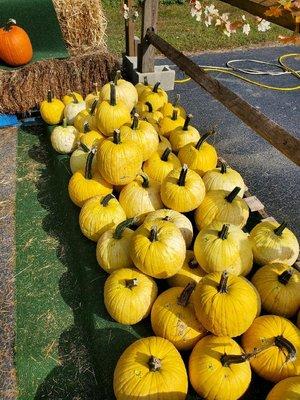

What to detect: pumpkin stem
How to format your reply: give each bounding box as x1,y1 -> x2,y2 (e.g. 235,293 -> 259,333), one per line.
143,76 -> 149,86
278,269 -> 293,285
114,70 -> 122,85
131,113 -> 139,130
195,130 -> 214,150
173,93 -> 180,107
83,122 -> 90,133
140,174 -> 150,188
149,226 -> 158,242
218,271 -> 229,293
158,135 -> 163,143
274,221 -> 287,237
171,109 -> 178,121
275,335 -> 296,362
183,114 -> 192,131
163,216 -> 171,221
70,93 -> 79,104
80,143 -> 90,153
177,282 -> 196,307
92,82 -> 99,95
148,356 -> 161,372
62,118 -> 68,128
218,224 -> 230,240
47,90 -> 53,103
153,82 -> 160,93
188,259 -> 199,269
90,99 -> 98,115
220,162 -> 227,174
113,129 -> 121,144
161,147 -> 172,161
220,353 -> 249,367
84,148 -> 96,180
101,193 -> 115,207
110,82 -> 117,106
225,187 -> 241,203
145,102 -> 153,113
113,218 -> 135,240
125,278 -> 138,289
178,164 -> 188,186
4,18 -> 16,31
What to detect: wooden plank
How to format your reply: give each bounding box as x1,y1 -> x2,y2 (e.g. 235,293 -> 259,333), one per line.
219,0 -> 295,31
137,0 -> 159,73
124,0 -> 136,56
145,29 -> 300,166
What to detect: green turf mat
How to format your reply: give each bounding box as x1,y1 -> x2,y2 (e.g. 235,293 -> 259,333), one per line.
0,0 -> 68,70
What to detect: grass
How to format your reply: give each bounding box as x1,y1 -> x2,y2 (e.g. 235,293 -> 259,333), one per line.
103,1 -> 288,56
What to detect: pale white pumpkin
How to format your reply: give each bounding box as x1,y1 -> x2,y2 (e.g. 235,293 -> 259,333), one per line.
64,96 -> 86,124
51,119 -> 78,154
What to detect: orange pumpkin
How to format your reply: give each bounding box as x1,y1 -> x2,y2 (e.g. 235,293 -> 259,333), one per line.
0,19 -> 33,66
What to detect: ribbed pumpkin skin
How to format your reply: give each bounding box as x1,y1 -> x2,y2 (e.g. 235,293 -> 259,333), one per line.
62,92 -> 83,106
252,263 -> 300,318
160,167 -> 206,213
167,250 -> 206,287
202,166 -> 246,197
79,195 -> 126,241
74,109 -> 90,132
195,189 -> 249,230
96,99 -> 131,136
194,272 -> 258,337
140,87 -> 168,111
104,268 -> 157,324
161,102 -> 186,119
101,79 -> 138,111
157,135 -> 172,153
143,149 -> 181,183
242,315 -> 300,382
145,208 -> 193,249
189,335 -> 252,400
250,221 -> 299,266
169,125 -> 200,153
151,286 -> 207,350
51,125 -> 78,154
40,98 -> 65,125
118,176 -> 163,221
0,22 -> 33,66
68,171 -> 113,208
266,376 -> 300,400
159,115 -> 185,138
79,130 -> 104,149
178,141 -> 218,176
96,227 -> 134,273
69,148 -> 97,174
96,136 -> 143,186
194,222 -> 253,276
130,220 -> 186,279
113,336 -> 188,400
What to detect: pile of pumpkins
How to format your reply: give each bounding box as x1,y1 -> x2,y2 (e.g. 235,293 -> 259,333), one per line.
40,71 -> 300,400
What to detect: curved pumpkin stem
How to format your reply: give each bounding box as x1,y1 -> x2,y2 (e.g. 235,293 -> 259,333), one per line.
171,109 -> 178,121
70,93 -> 79,104
220,162 -> 227,174
80,142 -> 90,153
149,226 -> 158,242
145,102 -> 153,113
125,278 -> 138,289
177,282 -> 196,307
161,147 -> 171,162
113,129 -> 121,144
275,335 -> 297,362
84,148 -> 96,180
183,114 -> 192,131
195,130 -> 214,150
90,99 -> 98,115
218,224 -> 229,240
4,19 -> 17,31
218,271 -> 229,293
220,353 -> 250,367
153,82 -> 161,93
113,218 -> 135,240
278,269 -> 293,285
140,174 -> 150,188
178,164 -> 188,186
274,221 -> 287,237
148,356 -> 161,372
101,193 -> 115,207
188,258 -> 199,269
225,187 -> 241,203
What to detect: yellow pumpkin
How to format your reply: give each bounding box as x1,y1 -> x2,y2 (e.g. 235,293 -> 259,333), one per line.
167,250 -> 206,287
96,130 -> 143,185
266,376 -> 300,400
73,109 -> 90,132
85,83 -> 101,109
62,91 -> 83,106
160,164 -> 206,213
143,147 -> 181,183
79,193 -> 126,241
141,101 -> 163,123
113,336 -> 188,400
242,315 -> 300,382
194,223 -> 253,276
157,134 -> 172,153
250,220 -> 299,266
251,263 -> 300,318
202,162 -> 246,197
189,335 -> 252,400
118,174 -> 163,222
194,187 -> 249,230
68,150 -> 113,207
144,208 -> 193,248
151,283 -> 207,350
50,118 -> 78,154
159,109 -> 185,138
69,143 -> 97,174
101,70 -> 138,111
86,99 -> 99,131
194,271 -> 258,337
40,90 -> 65,125
104,267 -> 158,324
169,114 -> 200,153
96,82 -> 131,136
140,82 -> 168,111
130,220 -> 186,279
178,131 -> 218,176
96,218 -> 135,273
161,94 -> 186,119
78,122 -> 104,149
120,113 -> 159,161
135,76 -> 151,98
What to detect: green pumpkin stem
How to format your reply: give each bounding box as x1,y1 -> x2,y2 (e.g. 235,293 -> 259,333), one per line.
218,271 -> 229,293
183,114 -> 192,131
225,187 -> 241,203
131,113 -> 139,130
188,259 -> 199,269
140,174 -> 149,188
113,129 -> 121,144
278,269 -> 293,285
83,122 -> 90,133
177,282 -> 196,307
274,221 -> 287,237
93,82 -> 99,95
145,102 -> 153,113
148,356 -> 161,372
62,118 -> 68,128
161,147 -> 171,161
171,109 -> 178,121
4,19 -> 16,31
114,70 -> 122,85
220,162 -> 227,174
173,94 -> 180,107
178,164 -> 188,186
101,193 -> 115,207
195,130 -> 214,150
144,76 -> 149,86
275,335 -> 296,362
70,93 -> 79,104
80,143 -> 90,153
90,99 -> 98,115
110,82 -> 117,106
84,148 -> 96,180
149,226 -> 158,242
218,224 -> 230,240
47,90 -> 53,103
153,82 -> 161,93
113,218 -> 135,240
220,353 -> 249,367
125,278 -> 138,289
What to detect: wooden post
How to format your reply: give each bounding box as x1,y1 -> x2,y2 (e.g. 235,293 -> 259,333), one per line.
125,0 -> 135,56
137,0 -> 159,73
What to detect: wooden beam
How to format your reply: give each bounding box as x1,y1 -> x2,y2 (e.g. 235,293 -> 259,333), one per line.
137,0 -> 159,73
219,0 -> 295,31
145,29 -> 300,166
124,0 -> 136,56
